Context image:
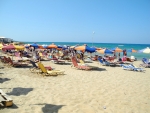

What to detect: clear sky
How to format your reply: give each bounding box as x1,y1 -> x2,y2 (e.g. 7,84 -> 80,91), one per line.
0,0 -> 150,44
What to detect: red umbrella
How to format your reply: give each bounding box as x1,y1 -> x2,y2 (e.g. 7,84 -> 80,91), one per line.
2,44 -> 15,50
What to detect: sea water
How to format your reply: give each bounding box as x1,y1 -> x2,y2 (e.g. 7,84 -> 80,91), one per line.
24,42 -> 150,60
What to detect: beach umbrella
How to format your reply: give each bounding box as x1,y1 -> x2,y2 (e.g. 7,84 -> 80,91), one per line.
47,43 -> 57,49
2,44 -> 15,50
30,43 -> 39,49
70,46 -> 75,49
42,45 -> 48,48
97,48 -> 114,54
111,47 -> 123,52
57,45 -> 67,50
96,48 -> 102,50
14,45 -> 25,50
139,47 -> 150,54
75,45 -> 96,53
38,45 -> 45,49
24,44 -> 30,48
127,49 -> 137,53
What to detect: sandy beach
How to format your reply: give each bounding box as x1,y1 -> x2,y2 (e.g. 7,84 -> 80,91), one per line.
0,58 -> 150,113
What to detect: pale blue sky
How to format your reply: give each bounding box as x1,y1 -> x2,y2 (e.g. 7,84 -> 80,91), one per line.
0,0 -> 150,44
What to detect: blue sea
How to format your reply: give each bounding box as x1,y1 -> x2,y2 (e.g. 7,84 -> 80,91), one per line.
24,42 -> 150,60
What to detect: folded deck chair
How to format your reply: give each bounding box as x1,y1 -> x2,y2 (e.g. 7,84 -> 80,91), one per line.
0,89 -> 13,107
71,57 -> 92,70
37,62 -> 65,76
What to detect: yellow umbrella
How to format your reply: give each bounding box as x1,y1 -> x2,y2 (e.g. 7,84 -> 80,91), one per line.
14,45 -> 25,50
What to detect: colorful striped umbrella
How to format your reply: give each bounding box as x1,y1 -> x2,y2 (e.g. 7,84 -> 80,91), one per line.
75,45 -> 96,53
127,49 -> 137,53
111,47 -> 123,52
97,48 -> 113,54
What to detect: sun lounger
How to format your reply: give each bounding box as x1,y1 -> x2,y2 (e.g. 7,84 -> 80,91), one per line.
98,58 -> 117,66
128,64 -> 145,72
120,64 -> 145,72
79,60 -> 98,70
51,58 -> 66,64
139,58 -> 150,68
120,64 -> 133,71
71,57 -> 92,70
7,57 -> 29,67
37,62 -> 65,76
29,60 -> 53,73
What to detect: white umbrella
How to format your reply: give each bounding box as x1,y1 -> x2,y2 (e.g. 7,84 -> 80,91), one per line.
142,47 -> 150,54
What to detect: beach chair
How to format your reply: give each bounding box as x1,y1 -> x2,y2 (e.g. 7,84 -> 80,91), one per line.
1,56 -> 10,67
142,58 -> 150,64
38,52 -> 47,60
29,60 -> 53,73
79,59 -> 98,70
51,58 -> 66,64
71,57 -> 92,70
128,64 -> 145,72
120,64 -> 145,72
139,58 -> 150,68
37,62 -> 65,76
7,57 -> 29,67
98,58 -> 111,66
120,64 -> 133,71
14,52 -> 29,61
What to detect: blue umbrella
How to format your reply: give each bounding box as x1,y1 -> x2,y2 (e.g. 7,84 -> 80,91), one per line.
86,46 -> 96,53
30,43 -> 39,49
97,48 -> 114,54
57,45 -> 68,50
127,49 -> 137,53
75,45 -> 96,53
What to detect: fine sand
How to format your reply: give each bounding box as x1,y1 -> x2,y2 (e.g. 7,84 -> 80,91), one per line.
0,58 -> 150,113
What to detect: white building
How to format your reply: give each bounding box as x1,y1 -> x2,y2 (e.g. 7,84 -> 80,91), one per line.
0,36 -> 13,43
